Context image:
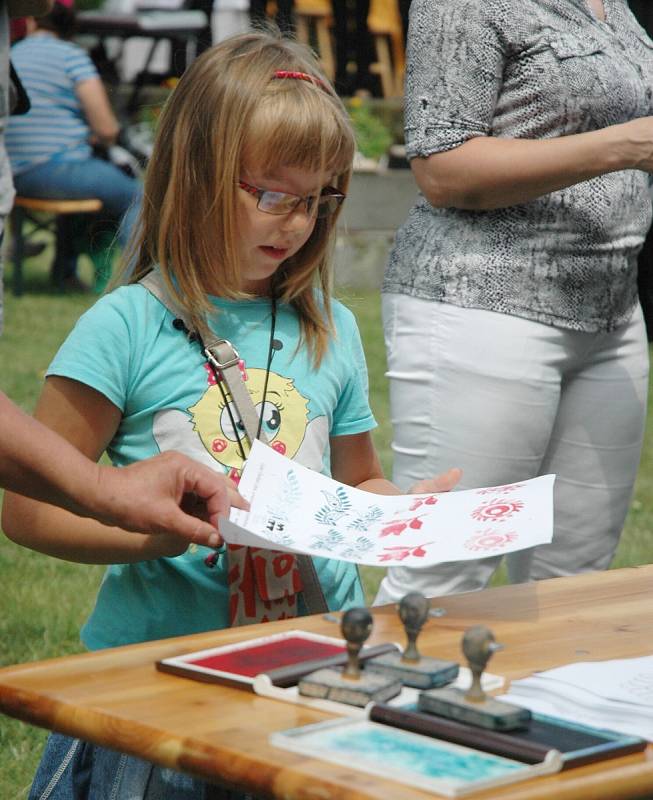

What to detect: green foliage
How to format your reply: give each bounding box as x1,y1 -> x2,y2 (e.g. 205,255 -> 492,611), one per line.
347,98 -> 394,161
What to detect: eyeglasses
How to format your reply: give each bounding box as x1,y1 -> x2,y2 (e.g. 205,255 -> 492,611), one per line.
238,180 -> 346,218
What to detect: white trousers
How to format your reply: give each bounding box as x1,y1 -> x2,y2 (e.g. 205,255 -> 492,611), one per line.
375,296 -> 649,605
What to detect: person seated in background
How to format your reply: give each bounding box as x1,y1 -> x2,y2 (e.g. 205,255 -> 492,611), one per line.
5,0 -> 142,291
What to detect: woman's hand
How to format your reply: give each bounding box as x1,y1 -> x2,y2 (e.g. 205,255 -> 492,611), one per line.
1,379 -> 247,565
408,468 -> 462,495
94,452 -> 249,549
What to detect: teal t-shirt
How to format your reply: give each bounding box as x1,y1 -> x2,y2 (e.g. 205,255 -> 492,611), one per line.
48,283 -> 375,649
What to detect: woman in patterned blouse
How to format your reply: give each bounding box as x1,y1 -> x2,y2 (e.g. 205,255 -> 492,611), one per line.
376,0 -> 653,604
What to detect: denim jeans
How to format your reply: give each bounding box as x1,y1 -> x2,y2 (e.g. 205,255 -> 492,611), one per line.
29,732 -> 250,800
14,157 -> 142,280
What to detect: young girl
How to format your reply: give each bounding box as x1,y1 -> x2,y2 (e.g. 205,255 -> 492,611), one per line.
3,31 -> 458,799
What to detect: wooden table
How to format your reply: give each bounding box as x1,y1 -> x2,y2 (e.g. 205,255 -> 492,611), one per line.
1,566 -> 653,800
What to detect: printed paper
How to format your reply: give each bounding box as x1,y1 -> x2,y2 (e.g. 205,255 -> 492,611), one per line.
221,440 -> 555,567
500,655 -> 653,740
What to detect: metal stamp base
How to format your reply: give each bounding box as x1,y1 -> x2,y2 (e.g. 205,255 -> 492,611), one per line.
418,687 -> 531,731
298,667 -> 402,708
365,651 -> 460,689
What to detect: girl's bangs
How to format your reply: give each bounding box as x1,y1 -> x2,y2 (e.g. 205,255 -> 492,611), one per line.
243,87 -> 355,179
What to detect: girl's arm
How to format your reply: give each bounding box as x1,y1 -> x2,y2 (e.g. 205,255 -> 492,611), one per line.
1,378 -> 245,562
330,432 -> 461,495
412,117 -> 653,212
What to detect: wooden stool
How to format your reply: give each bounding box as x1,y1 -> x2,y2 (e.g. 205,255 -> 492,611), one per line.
294,0 -> 335,82
367,0 -> 404,97
10,196 -> 103,296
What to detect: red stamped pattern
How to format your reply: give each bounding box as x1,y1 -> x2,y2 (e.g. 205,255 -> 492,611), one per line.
379,516 -> 425,537
408,495 -> 439,511
377,542 -> 434,562
228,544 -> 300,625
471,498 -> 524,522
465,529 -> 518,552
476,483 -> 526,495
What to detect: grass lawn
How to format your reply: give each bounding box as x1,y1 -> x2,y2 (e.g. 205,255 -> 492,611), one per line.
2,251 -> 653,797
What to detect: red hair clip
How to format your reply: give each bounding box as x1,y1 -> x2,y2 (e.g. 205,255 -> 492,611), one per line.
272,69 -> 329,93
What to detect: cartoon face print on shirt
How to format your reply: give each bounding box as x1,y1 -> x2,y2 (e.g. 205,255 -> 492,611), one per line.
188,363 -> 309,472
150,341 -> 330,557
152,356 -> 330,480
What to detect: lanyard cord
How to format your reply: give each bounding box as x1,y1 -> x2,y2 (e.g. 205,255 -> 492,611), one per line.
257,297 -> 277,441
213,376 -> 247,462
198,297 -> 278,462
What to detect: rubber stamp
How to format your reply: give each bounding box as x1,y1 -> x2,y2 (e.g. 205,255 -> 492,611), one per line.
298,608 -> 402,707
418,625 -> 531,730
366,592 -> 459,689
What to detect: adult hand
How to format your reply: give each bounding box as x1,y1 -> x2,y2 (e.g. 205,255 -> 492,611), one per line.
94,452 -> 248,548
408,468 -> 462,495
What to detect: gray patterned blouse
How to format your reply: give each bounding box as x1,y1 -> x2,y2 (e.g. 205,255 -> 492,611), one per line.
383,0 -> 653,332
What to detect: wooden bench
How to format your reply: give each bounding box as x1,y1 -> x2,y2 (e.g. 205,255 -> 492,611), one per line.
10,196 -> 103,296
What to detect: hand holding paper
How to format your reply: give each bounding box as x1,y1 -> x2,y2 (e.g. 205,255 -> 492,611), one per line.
221,441 -> 555,567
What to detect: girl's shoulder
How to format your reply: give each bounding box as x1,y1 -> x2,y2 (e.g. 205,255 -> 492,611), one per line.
77,283 -> 169,333
330,297 -> 360,330
293,291 -> 360,336
91,281 -> 159,308
330,298 -> 366,347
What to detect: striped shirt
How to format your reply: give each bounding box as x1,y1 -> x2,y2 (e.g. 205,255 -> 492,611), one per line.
6,33 -> 97,175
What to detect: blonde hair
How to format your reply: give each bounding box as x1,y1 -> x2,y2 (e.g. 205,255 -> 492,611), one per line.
126,30 -> 356,365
